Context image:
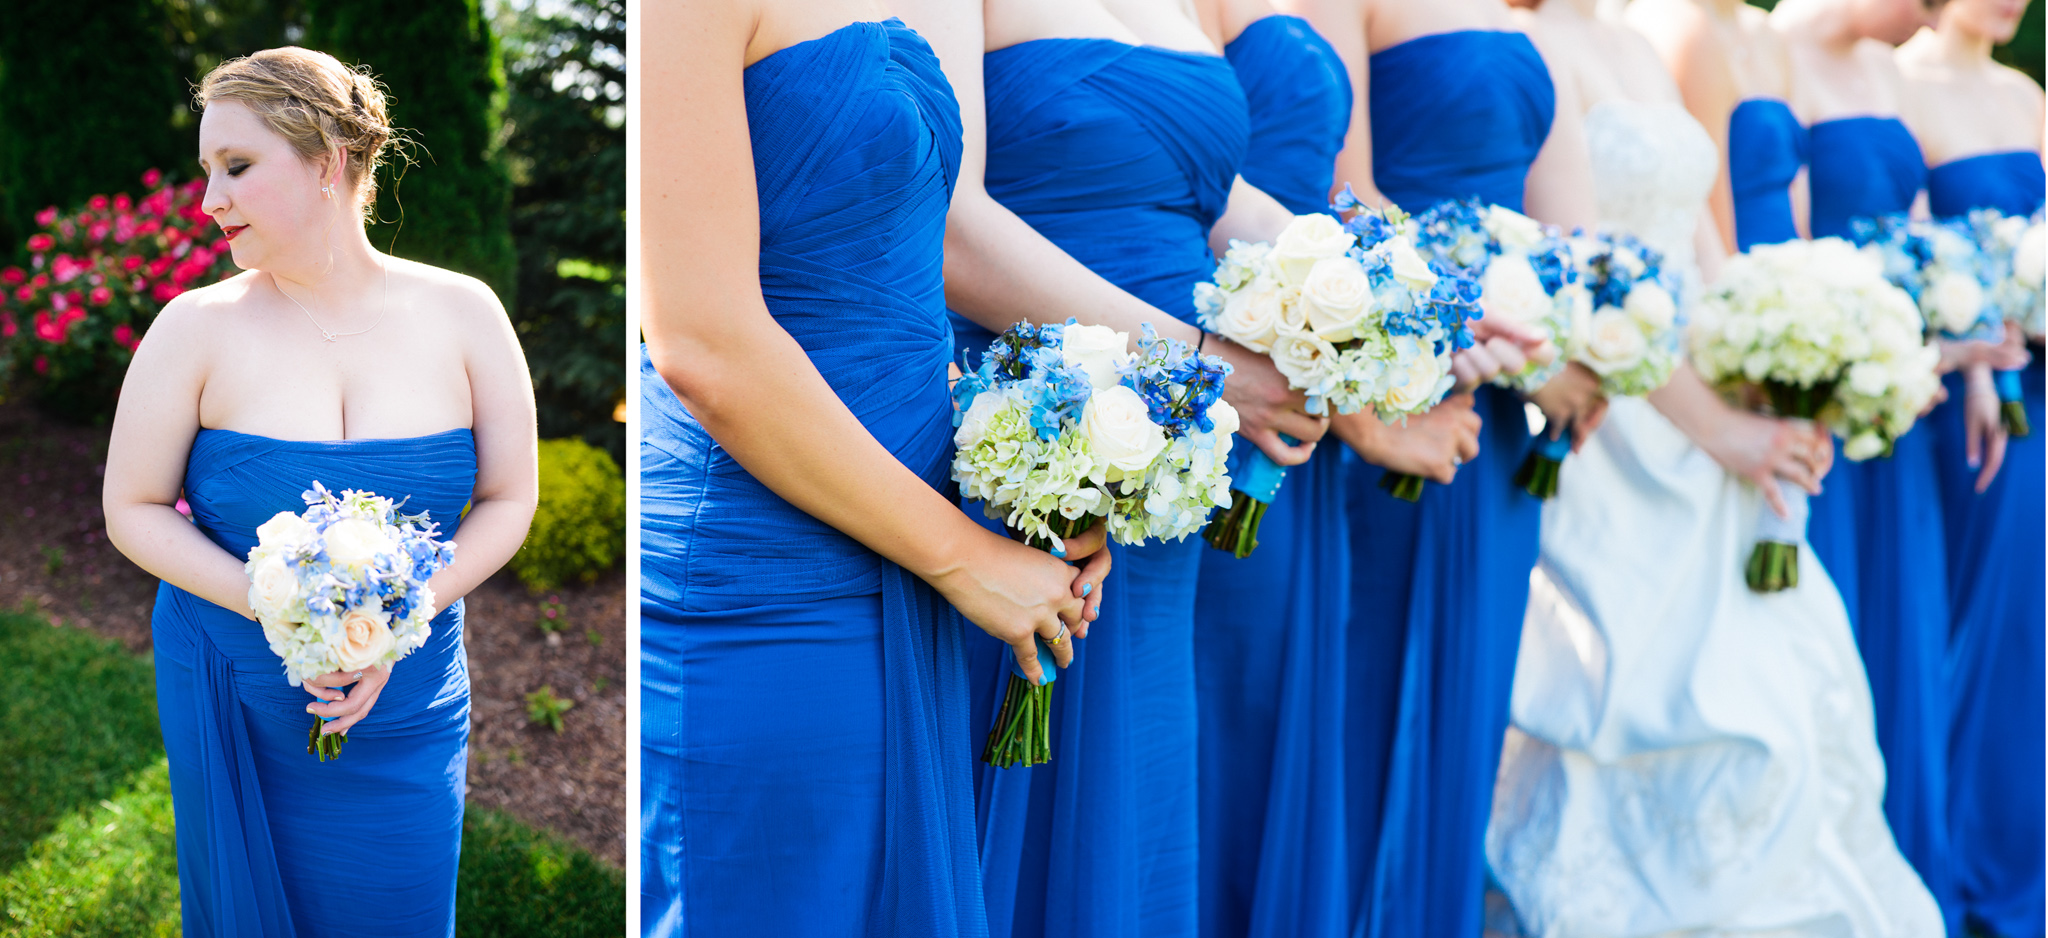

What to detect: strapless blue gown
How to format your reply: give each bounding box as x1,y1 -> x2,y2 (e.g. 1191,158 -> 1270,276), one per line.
1727,98 -> 1808,251
1808,114 -> 1957,931
637,21 -> 977,938
1927,150 -> 2045,938
1345,31 -> 1553,938
1193,16 -> 1352,938
948,39 -> 1246,938
156,428 -> 474,937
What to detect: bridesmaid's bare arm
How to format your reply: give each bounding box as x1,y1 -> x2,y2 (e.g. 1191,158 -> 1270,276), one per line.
431,281 -> 538,606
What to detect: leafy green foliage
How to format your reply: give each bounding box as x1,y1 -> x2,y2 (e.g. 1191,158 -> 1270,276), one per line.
498,0 -> 626,461
509,438 -> 624,592
455,809 -> 624,938
524,686 -> 575,734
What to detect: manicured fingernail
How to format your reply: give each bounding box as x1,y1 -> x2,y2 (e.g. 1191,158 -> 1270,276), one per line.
1082,583 -> 1092,597
1051,544 -> 1067,558
306,704 -> 317,713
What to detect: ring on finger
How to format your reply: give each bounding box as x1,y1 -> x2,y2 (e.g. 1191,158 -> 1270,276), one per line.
1047,624 -> 1070,648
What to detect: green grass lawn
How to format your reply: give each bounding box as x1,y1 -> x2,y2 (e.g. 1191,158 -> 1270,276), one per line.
0,610 -> 624,937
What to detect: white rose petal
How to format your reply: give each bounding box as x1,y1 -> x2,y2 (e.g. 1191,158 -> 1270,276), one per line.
1924,270 -> 1986,335
955,390 -> 1009,449
1479,253 -> 1551,327
1271,334 -> 1340,390
1387,239 -> 1439,292
333,605 -> 396,672
2015,223 -> 2046,287
1300,256 -> 1373,342
1270,214 -> 1355,286
1081,385 -> 1169,475
1624,283 -> 1677,333
323,517 -> 395,569
248,552 -> 300,623
1484,206 -> 1545,251
1384,347 -> 1448,412
1843,431 -> 1888,461
1217,279 -> 1288,352
255,511 -> 317,549
1061,323 -> 1132,390
1579,307 -> 1649,376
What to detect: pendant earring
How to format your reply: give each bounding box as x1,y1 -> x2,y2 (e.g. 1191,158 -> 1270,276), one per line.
321,185 -> 333,199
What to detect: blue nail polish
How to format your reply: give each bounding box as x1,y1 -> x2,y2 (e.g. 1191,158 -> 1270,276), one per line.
1051,544 -> 1067,559
1082,582 -> 1092,597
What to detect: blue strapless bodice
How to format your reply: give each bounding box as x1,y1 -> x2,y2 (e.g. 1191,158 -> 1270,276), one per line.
640,19 -> 963,614
1729,98 -> 1809,249
950,39 -> 1247,356
1225,15 -> 1352,216
1809,117 -> 1926,238
173,427 -> 476,734
1369,31 -> 1554,213
1929,151 -> 2046,219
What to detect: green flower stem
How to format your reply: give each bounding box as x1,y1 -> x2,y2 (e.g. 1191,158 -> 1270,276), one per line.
2003,400 -> 2031,439
1202,493 -> 1269,558
1379,472 -> 1426,503
308,715 -> 348,762
1514,452 -> 1563,500
1745,542 -> 1800,593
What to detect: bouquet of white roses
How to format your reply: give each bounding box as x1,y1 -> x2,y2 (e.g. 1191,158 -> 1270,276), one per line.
953,319 -> 1235,766
1192,189 -> 1479,552
245,482 -> 457,760
1689,238 -> 1940,591
1412,199 -> 1577,394
1967,209 -> 2046,434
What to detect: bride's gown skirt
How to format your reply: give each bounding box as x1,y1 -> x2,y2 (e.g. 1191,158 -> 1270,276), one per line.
1195,16 -> 1353,938
947,40 -> 1247,938
637,21 -> 981,938
1926,151 -> 2046,938
1344,30 -> 1554,938
1806,116 -> 1959,928
156,428 -> 476,938
1486,101 -> 1941,937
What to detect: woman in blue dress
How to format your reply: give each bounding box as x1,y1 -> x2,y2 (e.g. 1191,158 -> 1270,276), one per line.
1898,2 -> 2046,934
1294,1 -> 1603,934
636,4 -> 1110,935
101,49 -> 540,938
1773,0 -> 1962,927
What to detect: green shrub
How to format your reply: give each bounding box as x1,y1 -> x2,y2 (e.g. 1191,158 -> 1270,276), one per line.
509,437 -> 623,591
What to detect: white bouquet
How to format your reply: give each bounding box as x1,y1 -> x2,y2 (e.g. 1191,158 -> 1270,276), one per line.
1412,199 -> 1577,393
1968,209 -> 2045,435
1689,238 -> 1940,591
245,482 -> 457,760
1192,192 -> 1481,550
953,319 -> 1235,766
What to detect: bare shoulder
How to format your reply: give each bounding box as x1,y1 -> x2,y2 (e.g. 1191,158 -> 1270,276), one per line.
1988,60 -> 2046,109
384,256 -> 513,333
1624,0 -> 1710,49
141,270 -> 263,352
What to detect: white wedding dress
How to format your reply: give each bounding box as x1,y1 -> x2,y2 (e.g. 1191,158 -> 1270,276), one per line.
1483,100 -> 1943,938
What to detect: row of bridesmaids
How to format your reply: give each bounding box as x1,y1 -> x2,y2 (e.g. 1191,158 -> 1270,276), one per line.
637,0 -> 2041,937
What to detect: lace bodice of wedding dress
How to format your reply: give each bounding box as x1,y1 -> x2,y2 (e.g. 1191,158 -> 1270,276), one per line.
1484,99 -> 1943,938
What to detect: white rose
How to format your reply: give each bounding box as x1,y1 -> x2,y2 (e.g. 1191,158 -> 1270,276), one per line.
255,511 -> 316,549
2015,223 -> 2046,287
954,390 -> 1009,449
1479,253 -> 1551,327
1384,347 -> 1448,412
1300,256 -> 1373,342
1924,271 -> 1986,335
1579,307 -> 1649,376
1387,239 -> 1439,292
1270,214 -> 1355,286
323,517 -> 396,569
1274,289 -> 1312,337
1061,323 -> 1132,390
1271,334 -> 1340,389
1207,399 -> 1239,456
247,552 -> 301,623
1484,206 -> 1545,251
1559,283 -> 1594,354
1845,360 -> 1893,399
1843,431 -> 1888,462
1624,283 -> 1677,333
1081,385 -> 1169,475
333,605 -> 396,672
1217,280 -> 1287,352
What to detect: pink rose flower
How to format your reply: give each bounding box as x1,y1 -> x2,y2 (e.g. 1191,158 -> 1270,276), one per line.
25,234 -> 53,253
142,168 -> 163,189
1,267 -> 22,285
112,323 -> 134,348
32,356 -> 47,375
87,195 -> 108,211
88,286 -> 112,306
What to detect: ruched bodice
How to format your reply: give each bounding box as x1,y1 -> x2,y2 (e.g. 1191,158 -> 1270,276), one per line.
1225,15 -> 1352,215
641,19 -> 963,615
1929,151 -> 2046,219
1809,116 -> 1926,238
952,39 -> 1246,353
1729,98 -> 1809,249
1369,31 -> 1555,213
173,427 -> 476,734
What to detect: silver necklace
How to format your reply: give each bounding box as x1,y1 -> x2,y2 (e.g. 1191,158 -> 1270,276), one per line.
276,257 -> 390,343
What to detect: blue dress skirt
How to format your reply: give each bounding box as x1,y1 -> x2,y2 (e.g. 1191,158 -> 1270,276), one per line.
1345,30 -> 1554,938
1927,149 -> 2046,938
1192,16 -> 1353,938
950,38 -> 1247,938
157,428 -> 475,937
1807,114 -> 1957,930
636,20 -> 981,938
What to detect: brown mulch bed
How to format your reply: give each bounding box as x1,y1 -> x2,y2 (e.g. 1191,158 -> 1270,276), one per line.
0,402 -> 626,866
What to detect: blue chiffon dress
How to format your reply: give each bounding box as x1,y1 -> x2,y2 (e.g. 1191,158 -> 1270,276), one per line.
156,428 -> 475,937
1343,30 -> 1554,938
947,39 -> 1246,938
1807,115 -> 1957,930
637,21 -> 979,938
1727,98 -> 1809,252
1193,16 -> 1352,938
1926,149 -> 2045,938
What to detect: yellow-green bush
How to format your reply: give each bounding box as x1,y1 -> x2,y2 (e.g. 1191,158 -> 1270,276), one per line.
509,438 -> 623,592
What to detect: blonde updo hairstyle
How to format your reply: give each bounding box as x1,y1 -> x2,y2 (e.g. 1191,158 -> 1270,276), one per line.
196,48 -> 399,221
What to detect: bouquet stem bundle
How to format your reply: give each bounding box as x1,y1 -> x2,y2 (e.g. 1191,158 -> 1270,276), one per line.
1202,436 -> 1292,558
1997,369 -> 2030,437
982,514 -> 1091,769
1746,384 -> 1830,593
1379,471 -> 1427,502
1514,428 -> 1574,499
307,718 -> 346,761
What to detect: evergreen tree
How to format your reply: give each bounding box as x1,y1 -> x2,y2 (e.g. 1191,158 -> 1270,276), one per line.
0,0 -> 188,261
305,0 -> 516,302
